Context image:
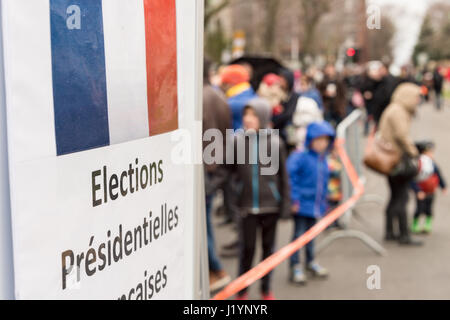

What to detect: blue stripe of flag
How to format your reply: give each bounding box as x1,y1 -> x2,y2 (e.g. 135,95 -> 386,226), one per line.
50,0 -> 109,156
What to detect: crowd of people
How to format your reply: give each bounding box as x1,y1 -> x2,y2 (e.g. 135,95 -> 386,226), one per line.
202,57 -> 449,300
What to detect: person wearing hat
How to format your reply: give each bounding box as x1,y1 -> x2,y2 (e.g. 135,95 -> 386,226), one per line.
287,121 -> 336,285
378,83 -> 423,246
231,97 -> 290,300
220,64 -> 257,131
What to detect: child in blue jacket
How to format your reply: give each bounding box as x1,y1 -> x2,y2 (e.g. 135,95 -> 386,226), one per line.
287,121 -> 336,285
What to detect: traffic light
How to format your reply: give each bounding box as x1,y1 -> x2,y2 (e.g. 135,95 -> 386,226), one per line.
347,48 -> 356,58
346,47 -> 361,64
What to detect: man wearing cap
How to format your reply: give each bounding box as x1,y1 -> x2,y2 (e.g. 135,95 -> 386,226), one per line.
220,64 -> 257,130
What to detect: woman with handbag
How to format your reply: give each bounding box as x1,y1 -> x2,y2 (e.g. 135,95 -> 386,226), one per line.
377,83 -> 423,246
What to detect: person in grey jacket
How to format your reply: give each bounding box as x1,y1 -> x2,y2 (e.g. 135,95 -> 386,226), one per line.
230,97 -> 290,300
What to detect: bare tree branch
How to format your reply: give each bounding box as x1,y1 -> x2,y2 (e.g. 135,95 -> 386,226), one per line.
205,0 -> 231,27
262,0 -> 281,52
300,0 -> 331,57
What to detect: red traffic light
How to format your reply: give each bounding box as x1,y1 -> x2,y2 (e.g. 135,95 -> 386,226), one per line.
346,48 -> 356,57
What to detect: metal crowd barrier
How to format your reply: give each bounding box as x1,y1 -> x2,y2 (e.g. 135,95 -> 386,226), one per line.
316,109 -> 386,256
213,111 -> 370,300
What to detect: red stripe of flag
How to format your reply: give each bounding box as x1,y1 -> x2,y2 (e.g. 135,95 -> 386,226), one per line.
143,0 -> 178,136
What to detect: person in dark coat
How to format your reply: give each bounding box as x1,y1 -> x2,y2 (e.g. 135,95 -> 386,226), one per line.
318,64 -> 347,127
203,58 -> 232,292
218,64 -> 256,230
360,62 -> 399,126
433,67 -> 444,110
272,69 -> 300,151
232,97 -> 290,300
359,62 -> 398,138
373,64 -> 400,123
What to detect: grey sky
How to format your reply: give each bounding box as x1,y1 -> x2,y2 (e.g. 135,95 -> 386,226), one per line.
369,0 -> 433,67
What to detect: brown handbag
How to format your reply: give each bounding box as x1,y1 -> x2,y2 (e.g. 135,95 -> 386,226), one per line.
363,131 -> 401,175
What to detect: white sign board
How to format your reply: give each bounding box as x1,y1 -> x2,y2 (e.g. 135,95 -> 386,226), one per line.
2,0 -> 203,299
0,4 -> 14,299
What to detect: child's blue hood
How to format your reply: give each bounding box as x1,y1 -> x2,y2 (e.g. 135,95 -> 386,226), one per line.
305,121 -> 336,150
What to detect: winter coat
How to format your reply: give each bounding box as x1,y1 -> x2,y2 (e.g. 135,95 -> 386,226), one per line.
226,83 -> 257,130
287,121 -> 336,218
292,97 -> 323,128
360,74 -> 399,123
378,83 -> 421,158
374,74 -> 399,123
412,156 -> 446,195
272,69 -> 300,146
203,84 -> 232,196
318,76 -> 347,118
433,69 -> 444,93
231,98 -> 291,218
285,97 -> 324,148
203,85 -> 231,167
272,92 -> 300,145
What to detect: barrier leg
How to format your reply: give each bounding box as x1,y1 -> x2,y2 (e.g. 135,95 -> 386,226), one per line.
358,193 -> 385,206
316,229 -> 387,256
341,192 -> 385,226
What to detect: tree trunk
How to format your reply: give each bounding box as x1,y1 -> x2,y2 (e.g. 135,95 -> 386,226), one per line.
263,0 -> 281,53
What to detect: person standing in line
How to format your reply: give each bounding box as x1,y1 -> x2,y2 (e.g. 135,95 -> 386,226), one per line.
287,121 -> 336,285
318,64 -> 347,127
257,73 -> 287,113
203,58 -> 232,292
232,98 -> 290,300
378,83 -> 423,246
433,66 -> 444,111
220,64 -> 257,131
360,62 -> 399,133
411,141 -> 447,234
373,63 -> 400,124
285,97 -> 324,152
271,69 -> 301,151
298,74 -> 324,111
219,64 -> 257,230
327,147 -> 343,229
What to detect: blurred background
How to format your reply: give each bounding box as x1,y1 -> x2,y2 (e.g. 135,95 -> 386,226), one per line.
203,0 -> 450,300
204,0 -> 450,73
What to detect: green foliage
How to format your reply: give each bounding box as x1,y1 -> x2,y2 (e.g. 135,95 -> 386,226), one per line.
439,19 -> 450,59
414,10 -> 450,64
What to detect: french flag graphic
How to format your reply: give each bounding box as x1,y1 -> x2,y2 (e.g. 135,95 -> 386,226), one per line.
49,0 -> 178,156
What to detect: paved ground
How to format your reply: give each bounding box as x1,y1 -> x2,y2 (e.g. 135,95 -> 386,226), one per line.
213,100 -> 450,300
